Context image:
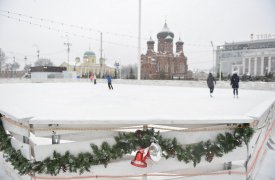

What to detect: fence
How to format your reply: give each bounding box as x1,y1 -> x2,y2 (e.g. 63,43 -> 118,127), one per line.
0,101 -> 274,179
0,78 -> 275,90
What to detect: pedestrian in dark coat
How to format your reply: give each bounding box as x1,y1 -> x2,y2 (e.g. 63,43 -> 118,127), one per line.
106,75 -> 113,90
207,73 -> 216,97
231,72 -> 240,98
94,74 -> 97,85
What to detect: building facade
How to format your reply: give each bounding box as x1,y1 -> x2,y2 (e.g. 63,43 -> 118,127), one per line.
216,38 -> 275,76
61,50 -> 115,78
141,23 -> 188,79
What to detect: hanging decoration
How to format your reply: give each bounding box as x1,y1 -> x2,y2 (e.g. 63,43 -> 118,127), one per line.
205,151 -> 214,162
148,143 -> 162,162
131,148 -> 149,168
131,142 -> 162,168
0,123 -> 254,176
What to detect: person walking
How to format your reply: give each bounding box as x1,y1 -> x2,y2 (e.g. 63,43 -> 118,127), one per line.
94,74 -> 97,85
89,74 -> 94,82
231,71 -> 240,98
106,75 -> 113,90
207,73 -> 216,98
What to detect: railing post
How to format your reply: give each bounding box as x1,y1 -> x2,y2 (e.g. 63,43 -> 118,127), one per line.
142,124 -> 148,180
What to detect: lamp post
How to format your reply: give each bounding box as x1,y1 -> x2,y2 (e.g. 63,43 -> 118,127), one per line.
137,0 -> 141,80
64,42 -> 72,71
118,57 -> 122,79
120,66 -> 122,79
32,44 -> 40,61
114,61 -> 120,79
211,41 -> 215,76
24,56 -> 27,67
219,60 -> 222,81
64,36 -> 72,71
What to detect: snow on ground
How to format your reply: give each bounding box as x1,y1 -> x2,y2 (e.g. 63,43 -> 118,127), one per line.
0,82 -> 274,124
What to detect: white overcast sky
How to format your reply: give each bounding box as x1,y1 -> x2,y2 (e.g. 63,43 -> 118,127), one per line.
0,0 -> 274,71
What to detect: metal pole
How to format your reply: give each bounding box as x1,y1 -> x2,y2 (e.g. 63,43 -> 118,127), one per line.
64,41 -> 72,71
120,67 -> 122,79
100,32 -> 103,78
245,143 -> 249,180
13,56 -> 15,78
24,56 -> 27,70
213,47 -> 215,76
118,57 -> 121,79
142,124 -> 147,180
137,0 -> 141,80
68,45 -> 69,71
37,50 -> 39,61
211,41 -> 215,76
219,61 -> 222,81
100,32 -> 103,59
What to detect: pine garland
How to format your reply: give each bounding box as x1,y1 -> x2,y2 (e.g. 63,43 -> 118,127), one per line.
0,121 -> 254,176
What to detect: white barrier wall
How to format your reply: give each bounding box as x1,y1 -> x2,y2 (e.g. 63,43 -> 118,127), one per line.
1,78 -> 275,90
0,151 -> 30,180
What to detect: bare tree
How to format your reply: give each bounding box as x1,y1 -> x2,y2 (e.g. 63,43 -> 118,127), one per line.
0,48 -> 7,72
4,63 -> 12,71
34,58 -> 54,66
24,64 -> 32,72
11,62 -> 20,72
121,64 -> 137,79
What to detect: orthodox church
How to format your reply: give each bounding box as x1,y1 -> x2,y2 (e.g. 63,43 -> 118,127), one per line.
61,50 -> 115,78
141,22 -> 188,79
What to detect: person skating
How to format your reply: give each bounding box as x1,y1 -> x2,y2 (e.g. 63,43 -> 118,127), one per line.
106,75 -> 113,90
94,74 -> 97,85
89,74 -> 94,82
231,71 -> 240,98
207,73 -> 216,98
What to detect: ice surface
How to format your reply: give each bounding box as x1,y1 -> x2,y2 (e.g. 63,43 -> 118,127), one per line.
0,82 -> 274,124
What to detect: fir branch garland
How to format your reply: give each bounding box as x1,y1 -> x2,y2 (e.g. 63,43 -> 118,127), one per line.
0,121 -> 254,176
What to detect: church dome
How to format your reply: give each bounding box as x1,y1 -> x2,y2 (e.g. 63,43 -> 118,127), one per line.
147,36 -> 155,44
176,37 -> 184,45
83,51 -> 96,58
165,35 -> 173,42
157,22 -> 174,39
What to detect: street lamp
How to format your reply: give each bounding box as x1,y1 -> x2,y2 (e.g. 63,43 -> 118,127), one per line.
211,41 -> 215,76
114,61 -> 120,79
219,60 -> 223,81
137,0 -> 141,80
63,35 -> 72,71
32,44 -> 40,61
24,56 -> 27,67
118,57 -> 122,79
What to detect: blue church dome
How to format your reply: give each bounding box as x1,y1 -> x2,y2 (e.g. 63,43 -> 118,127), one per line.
83,51 -> 96,58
